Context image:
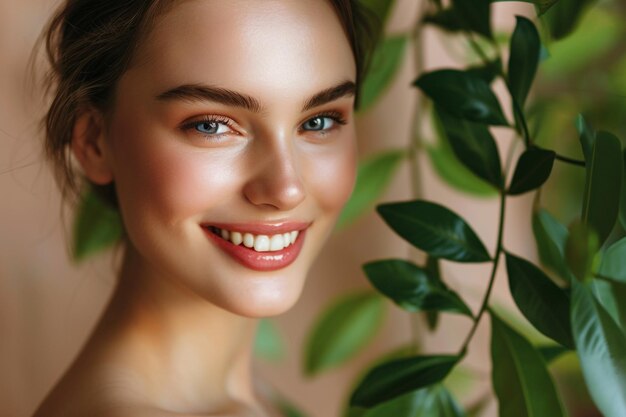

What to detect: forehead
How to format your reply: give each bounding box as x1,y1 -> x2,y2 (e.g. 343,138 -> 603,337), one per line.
126,0 -> 356,103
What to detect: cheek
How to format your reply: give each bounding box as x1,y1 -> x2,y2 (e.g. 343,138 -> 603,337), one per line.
107,122 -> 243,225
305,132 -> 358,214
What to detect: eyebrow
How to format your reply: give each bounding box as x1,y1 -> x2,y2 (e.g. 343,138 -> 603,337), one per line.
156,80 -> 356,113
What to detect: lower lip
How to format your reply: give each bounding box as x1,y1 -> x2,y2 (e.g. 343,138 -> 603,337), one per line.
203,228 -> 307,271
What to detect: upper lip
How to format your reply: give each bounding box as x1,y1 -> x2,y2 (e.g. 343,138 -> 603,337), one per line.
201,221 -> 312,235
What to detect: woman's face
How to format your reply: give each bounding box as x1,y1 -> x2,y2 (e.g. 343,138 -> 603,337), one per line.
99,0 -> 357,316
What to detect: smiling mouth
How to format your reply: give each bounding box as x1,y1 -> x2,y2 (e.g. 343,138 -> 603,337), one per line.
205,226 -> 300,252
201,223 -> 309,271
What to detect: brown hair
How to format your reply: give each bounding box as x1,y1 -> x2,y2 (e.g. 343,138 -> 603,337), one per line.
41,0 -> 374,205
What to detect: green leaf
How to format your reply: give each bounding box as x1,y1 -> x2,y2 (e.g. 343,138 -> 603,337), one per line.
359,35 -> 408,112
508,16 -> 541,108
451,0 -> 493,39
415,69 -> 508,126
436,107 -> 503,188
532,209 -> 571,280
619,149 -> 626,230
490,311 -> 567,417
426,145 -> 497,197
544,0 -> 600,40
571,281 -> 626,416
507,148 -> 555,195
377,200 -> 491,263
505,252 -> 574,348
491,0 -> 559,15
337,150 -> 405,229
597,237 -> 626,283
575,114 -> 595,163
254,319 -> 285,362
304,291 -> 385,375
363,259 -> 473,317
591,279 -> 626,333
581,131 -> 623,245
354,385 -> 465,417
565,220 -> 599,283
426,109 -> 497,197
72,188 -> 124,261
350,354 -> 460,408
274,396 -> 310,417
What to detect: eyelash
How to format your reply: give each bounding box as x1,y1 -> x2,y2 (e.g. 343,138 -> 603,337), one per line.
180,110 -> 348,139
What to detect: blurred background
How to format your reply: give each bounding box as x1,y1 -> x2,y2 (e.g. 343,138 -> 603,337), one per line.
2,0 -> 623,416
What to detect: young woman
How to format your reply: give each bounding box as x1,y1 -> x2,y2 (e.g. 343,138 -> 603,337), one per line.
33,1 -> 371,416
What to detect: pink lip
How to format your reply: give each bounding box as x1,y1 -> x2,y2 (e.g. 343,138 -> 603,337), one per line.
201,222 -> 311,272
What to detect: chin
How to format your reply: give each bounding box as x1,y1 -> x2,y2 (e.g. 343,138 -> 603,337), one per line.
210,268 -> 308,318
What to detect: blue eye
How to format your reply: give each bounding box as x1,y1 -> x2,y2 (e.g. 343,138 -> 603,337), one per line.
194,120 -> 231,135
302,116 -> 335,131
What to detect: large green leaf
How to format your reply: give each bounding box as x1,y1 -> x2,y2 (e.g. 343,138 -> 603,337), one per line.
490,311 -> 567,417
254,319 -> 285,362
597,237 -> 626,283
508,16 -> 541,108
426,144 -> 497,197
363,259 -> 473,317
532,208 -> 571,280
543,0 -> 600,40
357,386 -> 465,417
491,0 -> 559,15
350,354 -> 460,408
581,131 -> 623,245
414,69 -> 508,126
337,150 -> 405,229
422,8 -> 464,34
304,292 -> 385,375
565,220 -> 599,283
359,35 -> 408,112
426,108 -> 497,197
72,188 -> 124,261
507,148 -> 555,195
377,200 -> 491,263
451,0 -> 492,39
436,107 -> 503,188
505,252 -> 574,348
571,281 -> 626,416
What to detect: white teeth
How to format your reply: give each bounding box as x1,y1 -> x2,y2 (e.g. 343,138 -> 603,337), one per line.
215,227 -> 302,252
230,231 -> 243,246
243,233 -> 255,248
254,235 -> 270,252
270,235 -> 285,251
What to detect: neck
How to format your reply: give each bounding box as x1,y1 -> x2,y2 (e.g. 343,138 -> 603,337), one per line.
91,245 -> 260,414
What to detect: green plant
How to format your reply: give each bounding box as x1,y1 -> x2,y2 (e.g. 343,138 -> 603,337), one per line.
305,0 -> 626,416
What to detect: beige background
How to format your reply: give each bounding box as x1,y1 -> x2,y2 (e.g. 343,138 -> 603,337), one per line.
0,1 -> 534,416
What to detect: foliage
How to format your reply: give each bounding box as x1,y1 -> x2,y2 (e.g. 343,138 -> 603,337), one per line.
308,0 -> 626,416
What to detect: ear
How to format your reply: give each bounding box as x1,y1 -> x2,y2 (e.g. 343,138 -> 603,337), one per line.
71,107 -> 114,185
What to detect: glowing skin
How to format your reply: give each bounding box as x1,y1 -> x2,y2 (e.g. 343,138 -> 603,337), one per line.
33,1 -> 357,416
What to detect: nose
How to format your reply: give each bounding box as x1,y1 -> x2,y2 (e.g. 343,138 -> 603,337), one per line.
242,142 -> 306,211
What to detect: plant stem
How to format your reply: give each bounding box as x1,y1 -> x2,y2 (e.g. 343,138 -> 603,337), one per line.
554,153 -> 586,167
459,188 -> 507,355
407,0 -> 429,354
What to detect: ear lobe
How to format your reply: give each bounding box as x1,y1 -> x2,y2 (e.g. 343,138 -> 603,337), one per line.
71,108 -> 114,185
